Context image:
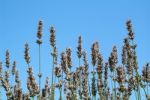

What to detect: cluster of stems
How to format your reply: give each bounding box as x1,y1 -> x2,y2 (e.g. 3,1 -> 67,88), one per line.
0,20 -> 149,100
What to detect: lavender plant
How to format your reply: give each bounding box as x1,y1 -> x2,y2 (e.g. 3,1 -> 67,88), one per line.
0,20 -> 149,100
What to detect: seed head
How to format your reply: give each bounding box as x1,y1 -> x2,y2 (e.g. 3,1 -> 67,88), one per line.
109,46 -> 118,72
91,41 -> 99,66
82,51 -> 89,68
97,79 -> 103,94
126,20 -> 134,40
118,85 -> 127,93
6,50 -> 10,68
5,71 -> 10,84
51,46 -> 58,64
36,20 -> 43,44
61,52 -> 68,74
24,43 -> 30,65
15,70 -> 20,83
27,67 -> 39,96
50,26 -> 56,47
104,62 -> 108,86
77,36 -> 83,58
116,65 -> 125,84
66,48 -> 72,69
142,63 -> 150,82
97,53 -> 103,77
54,66 -> 62,78
12,61 -> 17,75
92,76 -> 97,96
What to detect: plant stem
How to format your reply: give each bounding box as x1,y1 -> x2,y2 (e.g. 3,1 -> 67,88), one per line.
142,87 -> 148,99
58,78 -> 62,100
51,47 -> 54,85
38,44 -> 41,91
79,58 -> 82,100
135,90 -> 137,100
113,71 -> 117,100
32,97 -> 34,100
147,82 -> 149,96
110,72 -> 113,100
50,47 -> 55,100
60,70 -> 63,100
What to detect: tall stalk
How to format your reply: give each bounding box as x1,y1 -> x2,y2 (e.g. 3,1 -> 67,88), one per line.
50,26 -> 57,100
79,58 -> 82,100
36,20 -> 43,93
113,71 -> 117,100
38,44 -> 42,91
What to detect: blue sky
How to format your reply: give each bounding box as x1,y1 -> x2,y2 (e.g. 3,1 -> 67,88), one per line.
0,0 -> 150,99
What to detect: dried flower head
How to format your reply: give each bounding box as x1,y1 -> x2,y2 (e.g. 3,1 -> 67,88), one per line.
104,62 -> 108,87
118,85 -> 127,93
24,43 -> 30,65
50,26 -> 56,47
61,52 -> 68,74
50,46 -> 58,65
6,50 -> 10,68
12,61 -> 17,75
42,77 -> 50,98
15,70 -> 20,83
5,71 -> 10,84
97,79 -> 103,94
82,75 -> 89,99
77,36 -> 83,58
97,53 -> 103,78
92,76 -> 97,97
54,66 -> 62,78
116,65 -> 125,84
27,67 -> 39,96
82,51 -> 89,68
65,72 -> 73,81
126,20 -> 134,40
55,81 -> 63,90
128,75 -> 136,94
142,63 -> 150,82
109,46 -> 118,72
91,41 -> 99,66
36,20 -> 43,44
66,48 -> 72,69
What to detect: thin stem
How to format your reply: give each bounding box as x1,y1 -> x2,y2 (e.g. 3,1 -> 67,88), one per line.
142,87 -> 148,100
38,44 -> 41,90
137,85 -> 141,100
51,47 -> 54,85
147,82 -> 149,96
135,90 -> 137,100
60,71 -> 63,100
50,47 -> 55,100
113,71 -> 117,100
59,88 -> 62,100
135,70 -> 141,100
110,72 -> 113,100
88,78 -> 91,97
92,66 -> 96,100
32,97 -> 34,100
79,58 -> 82,100
58,78 -> 62,100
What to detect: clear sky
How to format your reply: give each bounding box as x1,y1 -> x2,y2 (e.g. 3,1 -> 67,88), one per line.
0,0 -> 150,99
